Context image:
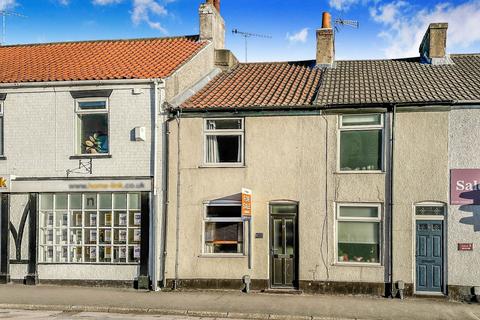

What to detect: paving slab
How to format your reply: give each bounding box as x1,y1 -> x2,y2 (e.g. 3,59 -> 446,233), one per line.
0,284 -> 479,320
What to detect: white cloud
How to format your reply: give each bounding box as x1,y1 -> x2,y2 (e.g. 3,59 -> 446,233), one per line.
286,28 -> 309,44
329,0 -> 361,11
57,0 -> 70,5
92,0 -> 170,33
92,0 -> 122,4
0,0 -> 16,10
370,0 -> 480,58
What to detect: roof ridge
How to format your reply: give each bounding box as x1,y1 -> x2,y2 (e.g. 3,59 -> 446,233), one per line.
0,35 -> 201,49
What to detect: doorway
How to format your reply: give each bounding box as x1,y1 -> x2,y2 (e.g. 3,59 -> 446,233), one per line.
269,203 -> 298,288
415,220 -> 444,293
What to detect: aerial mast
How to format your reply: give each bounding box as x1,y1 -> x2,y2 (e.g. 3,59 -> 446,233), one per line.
232,29 -> 272,63
0,10 -> 27,45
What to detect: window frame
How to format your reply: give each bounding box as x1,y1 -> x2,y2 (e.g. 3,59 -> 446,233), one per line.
38,192 -> 142,265
203,118 -> 245,167
335,203 -> 383,266
337,114 -> 385,173
74,97 -> 110,156
0,101 -> 4,156
202,201 -> 245,256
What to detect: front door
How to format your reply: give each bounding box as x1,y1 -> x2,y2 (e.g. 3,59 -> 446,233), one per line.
270,204 -> 297,288
416,220 -> 443,293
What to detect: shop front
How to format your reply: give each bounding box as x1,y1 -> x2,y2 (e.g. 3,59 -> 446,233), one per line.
0,176 -> 152,288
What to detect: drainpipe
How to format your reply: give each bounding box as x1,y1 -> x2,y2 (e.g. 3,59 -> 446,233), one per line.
151,79 -> 165,292
388,105 -> 397,297
173,109 -> 182,290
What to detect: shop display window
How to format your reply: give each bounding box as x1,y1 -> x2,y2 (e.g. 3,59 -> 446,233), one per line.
39,193 -> 142,264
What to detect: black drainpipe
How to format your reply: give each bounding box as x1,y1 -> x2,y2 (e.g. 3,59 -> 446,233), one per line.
388,104 -> 397,297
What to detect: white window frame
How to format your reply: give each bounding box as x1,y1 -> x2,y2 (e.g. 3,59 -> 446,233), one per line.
0,101 -> 4,156
337,114 -> 384,173
202,201 -> 245,256
335,203 -> 383,266
203,118 -> 245,167
75,97 -> 110,156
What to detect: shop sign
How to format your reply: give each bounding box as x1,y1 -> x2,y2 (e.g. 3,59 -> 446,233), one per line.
242,188 -> 252,218
458,243 -> 474,251
450,169 -> 480,205
11,178 -> 152,193
0,175 -> 12,192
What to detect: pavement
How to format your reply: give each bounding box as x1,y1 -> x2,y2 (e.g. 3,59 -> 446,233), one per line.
0,284 -> 479,320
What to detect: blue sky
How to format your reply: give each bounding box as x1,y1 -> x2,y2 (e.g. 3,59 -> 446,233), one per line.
1,0 -> 480,62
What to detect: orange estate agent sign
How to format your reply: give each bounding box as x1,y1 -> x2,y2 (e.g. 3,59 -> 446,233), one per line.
242,188 -> 252,218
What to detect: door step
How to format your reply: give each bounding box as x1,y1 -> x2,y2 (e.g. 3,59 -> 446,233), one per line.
262,289 -> 303,295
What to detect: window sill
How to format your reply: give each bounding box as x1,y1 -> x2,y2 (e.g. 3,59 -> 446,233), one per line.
0,156 -> 6,160
198,164 -> 246,168
333,262 -> 383,268
70,154 -> 112,160
198,254 -> 247,258
335,170 -> 385,174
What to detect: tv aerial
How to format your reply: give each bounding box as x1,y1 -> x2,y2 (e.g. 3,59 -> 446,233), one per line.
232,28 -> 272,63
0,10 -> 27,45
334,18 -> 359,33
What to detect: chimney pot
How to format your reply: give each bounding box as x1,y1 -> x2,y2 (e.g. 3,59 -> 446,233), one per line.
322,12 -> 331,29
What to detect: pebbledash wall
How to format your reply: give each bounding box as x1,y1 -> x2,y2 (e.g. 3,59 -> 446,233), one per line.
0,83 -> 156,286
165,112 -> 392,294
448,106 -> 480,301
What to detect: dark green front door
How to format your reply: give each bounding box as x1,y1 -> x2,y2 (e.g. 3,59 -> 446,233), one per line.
270,204 -> 298,288
416,220 -> 443,293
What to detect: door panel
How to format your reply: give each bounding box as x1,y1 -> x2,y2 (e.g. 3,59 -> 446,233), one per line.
416,220 -> 443,293
270,206 -> 297,288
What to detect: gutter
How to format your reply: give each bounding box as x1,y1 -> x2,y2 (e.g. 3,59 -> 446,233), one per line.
0,78 -> 159,89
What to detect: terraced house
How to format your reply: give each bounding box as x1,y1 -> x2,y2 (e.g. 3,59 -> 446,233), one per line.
0,0 -> 229,289
165,14 -> 480,301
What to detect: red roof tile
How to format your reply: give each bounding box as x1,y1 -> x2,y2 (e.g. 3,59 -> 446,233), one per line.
0,36 -> 207,83
182,61 -> 323,109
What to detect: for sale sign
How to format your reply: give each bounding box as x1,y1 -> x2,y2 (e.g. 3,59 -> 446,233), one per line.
242,188 -> 252,218
450,169 -> 480,205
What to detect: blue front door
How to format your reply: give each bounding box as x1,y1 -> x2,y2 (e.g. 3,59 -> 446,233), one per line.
416,220 -> 443,293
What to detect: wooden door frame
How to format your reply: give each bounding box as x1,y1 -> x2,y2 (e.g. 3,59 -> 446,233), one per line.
269,202 -> 299,289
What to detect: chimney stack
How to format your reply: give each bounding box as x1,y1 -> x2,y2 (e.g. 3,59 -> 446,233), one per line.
200,0 -> 225,49
316,12 -> 334,67
419,23 -> 451,65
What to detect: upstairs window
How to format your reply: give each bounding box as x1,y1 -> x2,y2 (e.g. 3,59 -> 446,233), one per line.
76,99 -> 109,155
0,102 -> 3,156
204,119 -> 244,165
339,114 -> 383,172
203,203 -> 244,255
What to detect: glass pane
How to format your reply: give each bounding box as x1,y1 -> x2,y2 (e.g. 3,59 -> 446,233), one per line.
340,130 -> 382,171
342,114 -> 381,126
78,113 -> 109,154
286,219 -> 294,255
338,221 -> 379,244
206,135 -> 241,163
271,205 -> 297,215
206,119 -> 242,130
70,194 -> 82,210
99,193 -> 112,209
41,194 -> 54,210
415,206 -> 445,216
84,194 -> 97,209
273,219 -> 283,254
78,100 -> 106,110
206,205 -> 241,218
128,193 -> 140,209
55,194 -> 68,210
114,193 -> 127,209
338,243 -> 379,263
204,222 -> 243,254
339,206 -> 378,218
